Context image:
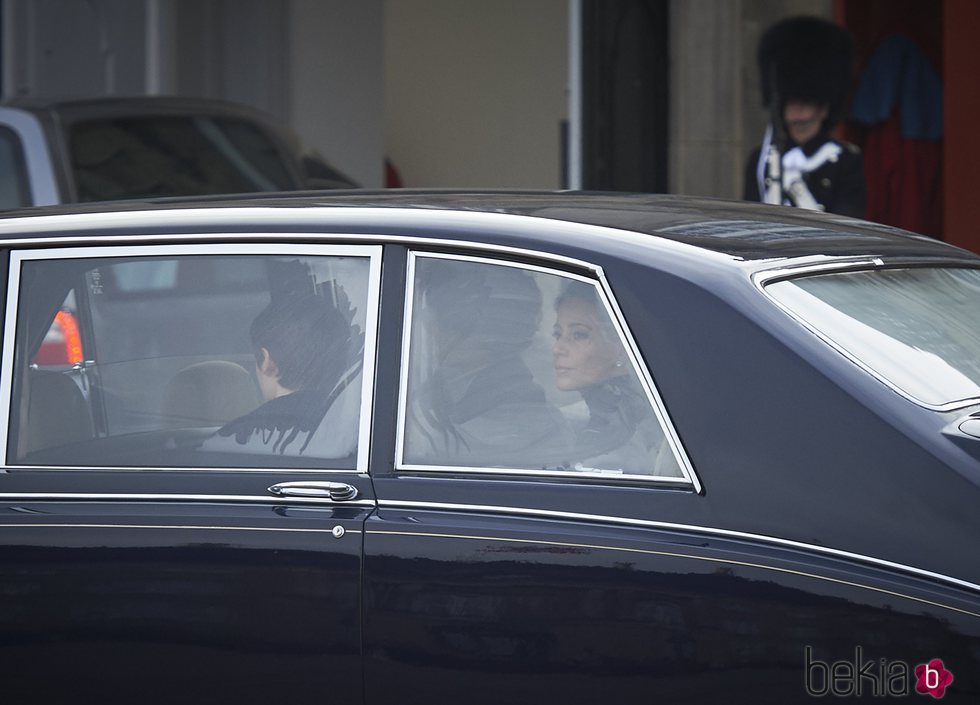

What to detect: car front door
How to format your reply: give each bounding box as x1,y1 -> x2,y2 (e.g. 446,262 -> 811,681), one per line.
0,241 -> 381,704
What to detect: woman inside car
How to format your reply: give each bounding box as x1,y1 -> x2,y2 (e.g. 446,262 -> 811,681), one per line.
552,282 -> 680,476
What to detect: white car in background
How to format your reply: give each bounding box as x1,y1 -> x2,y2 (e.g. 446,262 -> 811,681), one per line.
0,95 -> 356,209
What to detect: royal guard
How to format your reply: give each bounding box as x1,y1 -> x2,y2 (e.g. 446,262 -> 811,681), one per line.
744,16 -> 866,218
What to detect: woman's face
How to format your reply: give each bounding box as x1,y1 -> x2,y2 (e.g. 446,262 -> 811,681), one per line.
552,297 -> 626,391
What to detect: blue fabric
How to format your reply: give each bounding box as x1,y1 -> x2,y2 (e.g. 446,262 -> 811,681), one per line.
849,34 -> 943,140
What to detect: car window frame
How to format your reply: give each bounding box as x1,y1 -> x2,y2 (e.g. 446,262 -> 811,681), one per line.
0,241 -> 383,474
395,250 -> 700,491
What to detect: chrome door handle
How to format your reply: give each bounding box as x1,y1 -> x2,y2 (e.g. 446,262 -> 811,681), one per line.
267,481 -> 359,501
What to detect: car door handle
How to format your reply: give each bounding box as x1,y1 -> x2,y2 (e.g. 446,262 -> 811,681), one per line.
267,481 -> 359,501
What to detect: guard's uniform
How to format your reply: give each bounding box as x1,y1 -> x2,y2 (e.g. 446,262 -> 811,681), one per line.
744,131 -> 865,218
744,16 -> 865,218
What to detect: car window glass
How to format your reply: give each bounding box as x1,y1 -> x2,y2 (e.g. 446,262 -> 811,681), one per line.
401,255 -> 684,479
8,251 -> 372,470
767,267 -> 980,407
0,126 -> 31,209
68,116 -> 297,202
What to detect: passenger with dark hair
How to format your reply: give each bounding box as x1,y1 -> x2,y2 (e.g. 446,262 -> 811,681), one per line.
206,283 -> 363,458
405,261 -> 568,467
552,282 -> 680,476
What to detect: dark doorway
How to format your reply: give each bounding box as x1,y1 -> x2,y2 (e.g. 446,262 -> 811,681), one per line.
580,0 -> 669,193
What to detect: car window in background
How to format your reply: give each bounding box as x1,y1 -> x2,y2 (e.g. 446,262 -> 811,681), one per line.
68,116 -> 299,202
400,254 -> 684,479
0,126 -> 31,209
767,267 -> 980,408
10,250 -> 374,469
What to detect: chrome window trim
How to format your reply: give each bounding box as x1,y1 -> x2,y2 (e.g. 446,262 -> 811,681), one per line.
0,492 -> 376,507
376,499 -> 980,595
392,251 -> 419,469
0,251 -> 23,463
752,259 -> 980,412
0,242 -> 383,474
0,524 -> 364,534
0,466 -> 362,474
393,463 -> 693,486
750,255 -> 980,284
395,251 -> 700,491
0,206 -> 733,267
0,224 -> 601,280
750,256 -> 886,284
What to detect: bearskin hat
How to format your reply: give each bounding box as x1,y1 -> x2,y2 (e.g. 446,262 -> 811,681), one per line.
758,16 -> 854,127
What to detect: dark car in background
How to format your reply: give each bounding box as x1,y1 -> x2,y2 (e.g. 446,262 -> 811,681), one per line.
0,192 -> 977,703
0,96 -> 356,209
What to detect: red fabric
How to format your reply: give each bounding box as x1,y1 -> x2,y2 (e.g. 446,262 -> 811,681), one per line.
385,159 -> 404,188
863,112 -> 942,237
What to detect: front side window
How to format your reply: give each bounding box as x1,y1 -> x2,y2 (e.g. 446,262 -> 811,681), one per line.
3,245 -> 380,470
399,254 -> 686,481
766,266 -> 980,408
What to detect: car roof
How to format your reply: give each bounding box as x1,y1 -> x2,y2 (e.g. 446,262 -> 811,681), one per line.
0,190 -> 969,264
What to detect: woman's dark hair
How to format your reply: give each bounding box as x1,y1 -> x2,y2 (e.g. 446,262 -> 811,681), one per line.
555,281 -> 618,340
251,291 -> 357,393
555,280 -> 595,310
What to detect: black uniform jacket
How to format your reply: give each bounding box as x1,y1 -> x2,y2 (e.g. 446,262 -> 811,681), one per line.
744,132 -> 867,219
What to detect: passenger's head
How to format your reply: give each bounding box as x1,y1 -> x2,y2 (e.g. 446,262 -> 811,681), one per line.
420,261 -> 542,366
552,282 -> 628,391
251,291 -> 355,400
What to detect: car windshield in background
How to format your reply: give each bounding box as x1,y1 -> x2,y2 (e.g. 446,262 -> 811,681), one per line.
68,115 -> 298,201
0,125 -> 30,210
766,267 -> 980,409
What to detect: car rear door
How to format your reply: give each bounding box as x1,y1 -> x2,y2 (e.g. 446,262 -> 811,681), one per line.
0,240 -> 381,704
362,248 -> 980,704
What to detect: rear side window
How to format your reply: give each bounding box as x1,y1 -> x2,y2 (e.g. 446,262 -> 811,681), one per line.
68,116 -> 298,201
397,253 -> 690,482
766,267 -> 980,409
2,245 -> 381,471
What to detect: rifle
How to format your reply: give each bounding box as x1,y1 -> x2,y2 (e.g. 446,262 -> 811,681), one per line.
764,63 -> 787,206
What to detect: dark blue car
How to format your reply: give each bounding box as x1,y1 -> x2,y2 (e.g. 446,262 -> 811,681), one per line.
0,192 -> 976,703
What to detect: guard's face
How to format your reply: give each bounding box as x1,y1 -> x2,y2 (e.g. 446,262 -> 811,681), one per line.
783,101 -> 828,145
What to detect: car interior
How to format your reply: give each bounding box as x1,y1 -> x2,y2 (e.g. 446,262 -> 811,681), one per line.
13,253 -> 368,470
